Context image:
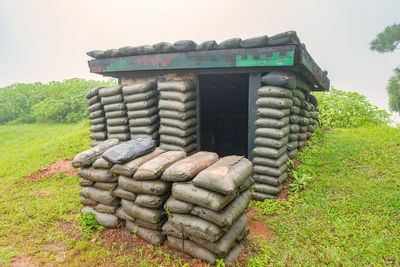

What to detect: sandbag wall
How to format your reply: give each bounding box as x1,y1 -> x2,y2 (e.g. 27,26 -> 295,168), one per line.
158,79 -> 198,153
87,87 -> 107,147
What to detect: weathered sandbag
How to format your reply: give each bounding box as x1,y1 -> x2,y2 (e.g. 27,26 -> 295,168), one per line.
289,124 -> 300,133
288,132 -> 299,141
153,42 -> 174,53
310,111 -> 319,119
292,97 -> 301,107
88,95 -> 100,106
169,214 -> 223,242
135,193 -> 170,208
72,139 -> 119,168
257,108 -> 290,119
102,139 -> 156,164
126,221 -> 166,246
299,126 -> 308,133
307,125 -> 315,132
191,191 -> 250,228
299,118 -> 310,127
79,187 -> 118,206
90,132 -> 107,140
252,146 -> 287,159
160,134 -> 196,147
129,115 -> 158,127
78,167 -> 117,182
105,110 -> 127,119
110,148 -> 165,176
159,109 -> 196,120
239,177 -> 254,192
308,118 -> 315,125
86,87 -> 102,99
252,183 -> 283,195
108,133 -> 130,141
101,95 -> 123,105
289,115 -> 300,124
113,188 -> 136,201
172,183 -> 237,211
129,125 -> 158,135
157,80 -> 194,92
256,97 -> 293,109
130,132 -> 159,140
159,125 -> 197,137
160,117 -> 197,130
103,103 -> 125,112
167,236 -> 216,264
287,141 -> 299,151
90,117 -> 106,125
119,176 -> 171,195
253,164 -> 287,177
116,207 -> 135,221
123,90 -> 157,103
107,125 -> 129,134
90,141 -> 101,147
126,98 -> 158,111
309,94 -> 318,107
134,151 -> 186,180
252,153 -> 288,168
193,156 -> 252,195
261,71 -> 296,89
218,38 -> 242,49
104,48 -> 120,57
255,126 -> 290,139
135,217 -> 167,231
161,151 -> 218,182
161,221 -> 181,237
81,206 -> 119,228
255,117 -> 289,128
301,101 -> 312,111
159,143 -> 197,153
99,86 -> 122,97
196,40 -> 217,51
89,110 -> 105,119
299,109 -> 310,118
135,45 -> 155,55
267,31 -> 299,46
290,106 -> 300,115
292,89 -> 305,101
164,197 -> 193,214
80,197 -> 97,206
257,86 -> 292,98
299,140 -> 307,147
159,90 -> 196,102
288,148 -> 298,159
95,203 -> 118,214
158,99 -> 196,112
90,124 -> 106,133
88,102 -> 102,112
107,117 -> 128,126
79,178 -> 94,187
173,40 -> 197,52
240,35 -> 269,48
127,106 -> 158,119
251,191 -> 277,200
254,136 -> 288,148
253,172 -> 287,186
118,46 -> 136,56
122,82 -> 156,95
94,182 -> 117,191
122,200 -> 165,224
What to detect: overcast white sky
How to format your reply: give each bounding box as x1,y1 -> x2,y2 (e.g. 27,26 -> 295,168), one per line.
0,0 -> 399,112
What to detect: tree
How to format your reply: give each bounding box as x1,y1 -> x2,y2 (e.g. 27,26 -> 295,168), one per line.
370,23 -> 400,53
386,67 -> 400,112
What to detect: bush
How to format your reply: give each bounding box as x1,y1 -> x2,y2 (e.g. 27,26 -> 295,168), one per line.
313,88 -> 390,128
0,78 -> 117,124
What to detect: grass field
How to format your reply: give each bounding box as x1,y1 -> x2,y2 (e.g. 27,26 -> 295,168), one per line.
0,123 -> 399,265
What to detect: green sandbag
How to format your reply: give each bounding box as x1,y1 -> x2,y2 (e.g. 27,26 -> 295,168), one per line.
159,109 -> 196,120
80,197 -> 97,206
89,124 -> 106,133
122,82 -> 156,95
135,193 -> 170,209
297,133 -> 307,141
107,117 -> 128,126
217,38 -> 241,49
78,167 -> 117,182
308,125 -> 315,132
288,148 -> 298,159
252,146 -> 287,158
129,125 -> 158,135
253,172 -> 287,186
89,110 -> 104,119
288,133 -> 299,141
290,106 -> 300,115
127,106 -> 158,119
255,126 -> 290,139
153,42 -> 173,53
238,177 -> 254,192
116,207 -> 135,221
99,86 -> 122,97
90,132 -> 107,140
159,90 -> 196,102
81,206 -> 119,228
292,96 -> 301,107
257,86 -> 292,98
254,117 -> 289,128
93,182 -> 117,191
256,97 -> 293,109
251,191 -> 277,200
103,103 -> 125,112
88,95 -> 100,106
95,203 -> 118,214
107,133 -> 130,141
299,126 -> 308,133
105,110 -> 127,119
261,71 -> 296,89
299,109 -> 310,118
135,217 -> 167,231
160,134 -> 196,147
253,164 -> 287,177
79,178 -> 94,187
287,141 -> 299,151
126,220 -> 166,246
118,175 -> 171,195
122,200 -> 165,224
299,117 -> 310,126
157,80 -> 195,92
196,40 -> 218,51
129,114 -> 158,126
252,153 -> 288,168
252,183 -> 283,195
126,98 -> 158,111
289,115 -> 300,124
108,125 -> 129,134
164,196 -> 193,214
167,236 -> 216,264
257,108 -> 290,119
254,136 -> 288,148
159,125 -> 196,137
159,143 -> 197,153
267,31 -> 300,46
101,94 -> 123,105
301,101 -> 312,111
90,117 -> 106,124
79,187 -> 119,206
130,132 -> 159,140
158,99 -> 196,112
160,117 -> 197,130
289,124 -> 300,133
173,40 -> 197,52
240,35 -> 269,48
123,90 -> 157,102
113,188 -> 136,201
88,102 -> 102,112
86,87 -> 102,99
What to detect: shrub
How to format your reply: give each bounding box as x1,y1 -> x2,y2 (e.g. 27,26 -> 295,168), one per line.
313,88 -> 390,128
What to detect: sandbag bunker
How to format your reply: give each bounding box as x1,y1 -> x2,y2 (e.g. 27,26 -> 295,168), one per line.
72,139 -> 253,264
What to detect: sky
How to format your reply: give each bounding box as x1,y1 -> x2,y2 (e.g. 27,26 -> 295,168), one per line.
0,0 -> 399,113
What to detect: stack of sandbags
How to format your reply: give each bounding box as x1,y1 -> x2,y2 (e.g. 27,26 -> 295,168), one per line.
122,82 -> 160,141
298,93 -> 312,148
99,86 -> 130,142
72,139 -> 121,228
287,88 -> 304,159
86,87 -> 107,147
158,79 -> 197,153
162,154 -> 253,264
308,94 -> 319,134
123,151 -> 187,245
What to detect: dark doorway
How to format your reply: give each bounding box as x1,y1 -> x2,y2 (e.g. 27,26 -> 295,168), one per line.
199,74 -> 249,157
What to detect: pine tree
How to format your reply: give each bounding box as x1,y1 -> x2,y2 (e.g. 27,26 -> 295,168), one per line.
370,23 -> 400,53
386,67 -> 400,112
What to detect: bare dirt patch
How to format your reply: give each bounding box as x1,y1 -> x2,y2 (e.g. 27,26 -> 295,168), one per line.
24,158 -> 77,182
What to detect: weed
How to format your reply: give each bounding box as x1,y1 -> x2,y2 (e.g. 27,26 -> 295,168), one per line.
80,212 -> 105,240
289,171 -> 312,192
216,258 -> 225,267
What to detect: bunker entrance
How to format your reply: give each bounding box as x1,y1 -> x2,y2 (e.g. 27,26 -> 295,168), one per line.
199,74 -> 249,157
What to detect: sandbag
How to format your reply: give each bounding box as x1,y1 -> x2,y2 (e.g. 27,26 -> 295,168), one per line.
104,49 -> 120,57
79,187 -> 118,206
299,109 -> 310,118
261,71 -> 296,89
122,82 -> 156,95
255,126 -> 290,139
159,109 -> 196,120
159,90 -> 196,102
289,115 -> 300,124
251,191 -> 277,200
89,110 -> 104,119
78,168 -> 117,183
287,141 -> 299,151
193,156 -> 252,195
134,151 -> 186,180
299,126 -> 308,133
93,182 -> 117,191
102,139 -> 156,164
160,134 -> 196,147
252,183 -> 283,195
116,207 -> 135,221
86,87 -> 102,99
90,132 -> 107,140
301,101 -> 312,111
161,151 -> 218,182
80,197 -> 97,206
122,200 -> 165,224
90,117 -> 106,125
157,80 -> 194,92
257,108 -> 290,119
224,243 -> 245,264
110,148 -> 165,176
289,124 -> 300,133
252,153 -> 288,168
254,136 -> 288,148
135,217 -> 167,231
191,191 -> 250,228
160,117 -> 197,130
288,133 -> 299,141
292,97 -> 301,107
290,106 -> 300,115
240,35 -> 269,48
172,183 -> 237,211
126,98 -> 158,111
196,40 -> 217,51
257,86 -> 292,98
164,197 -> 193,214
90,124 -> 106,132
253,164 -> 287,177
99,86 -> 122,97
101,94 -> 123,105
256,97 -> 293,109
135,193 -> 170,208
307,125 -> 315,132
95,203 -> 118,214
130,132 -> 159,140
159,125 -> 196,137
88,95 -> 100,106
239,177 -> 254,192
124,90 -> 157,103
135,45 -> 155,55
129,114 -> 158,127
126,220 -> 166,246
81,206 -> 119,228
79,178 -> 94,187
253,172 -> 287,186
217,38 -> 242,49
309,94 -> 318,107
158,99 -> 196,112
173,40 -> 197,52
105,110 -> 127,119
153,42 -> 174,53
252,146 -> 287,159
103,103 -> 125,112
159,143 -> 197,153
267,31 -> 299,46
107,125 -> 129,134
129,125 -> 158,135
299,140 -> 307,147
90,141 -> 101,147
167,236 -> 216,264
127,106 -> 158,119
255,117 -> 289,128
113,188 -> 136,201
118,46 -> 136,56
292,88 -> 305,100
299,117 -> 310,126
88,102 -> 102,112
118,176 -> 171,195
107,133 -> 130,141
288,149 -> 298,159
107,117 -> 128,126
